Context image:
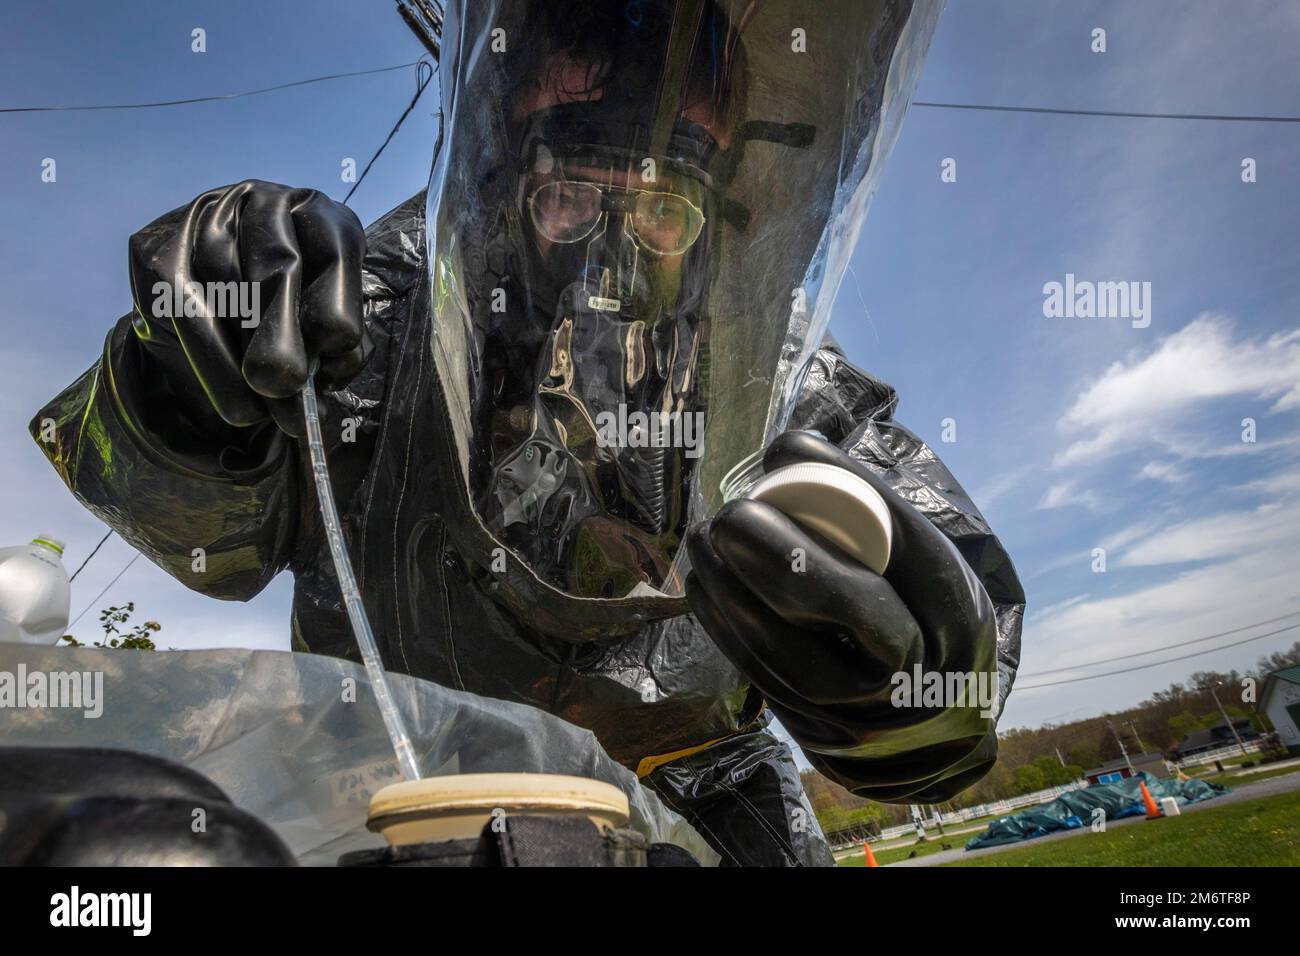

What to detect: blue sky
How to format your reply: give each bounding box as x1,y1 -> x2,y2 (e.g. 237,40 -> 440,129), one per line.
2,1 -> 1298,733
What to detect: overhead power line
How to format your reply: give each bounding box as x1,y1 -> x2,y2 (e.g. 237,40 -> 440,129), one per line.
344,58 -> 436,203
0,61 -> 420,114
67,529 -> 114,583
68,554 -> 141,630
1015,622 -> 1300,691
913,101 -> 1300,124
1020,607 -> 1300,678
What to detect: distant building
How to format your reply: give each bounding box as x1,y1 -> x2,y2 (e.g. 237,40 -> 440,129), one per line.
1084,752 -> 1170,785
1260,665 -> 1300,755
1172,716 -> 1260,760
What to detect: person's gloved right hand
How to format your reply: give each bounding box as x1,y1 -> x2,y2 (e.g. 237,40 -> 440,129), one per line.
685,430 -> 1000,801
127,180 -> 370,437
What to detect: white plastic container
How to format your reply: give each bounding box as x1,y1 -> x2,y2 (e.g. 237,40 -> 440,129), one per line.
0,535 -> 72,645
1158,796 -> 1181,817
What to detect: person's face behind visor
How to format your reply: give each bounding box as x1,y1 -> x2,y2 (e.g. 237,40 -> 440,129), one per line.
512,46 -> 738,319
525,157 -> 708,323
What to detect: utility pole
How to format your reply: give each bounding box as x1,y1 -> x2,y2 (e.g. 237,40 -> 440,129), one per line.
909,804 -> 926,840
1209,684 -> 1251,758
1054,746 -> 1066,767
1107,718 -> 1134,774
1125,720 -> 1147,754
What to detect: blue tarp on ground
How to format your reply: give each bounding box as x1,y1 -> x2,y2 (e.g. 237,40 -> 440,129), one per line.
965,771 -> 1229,850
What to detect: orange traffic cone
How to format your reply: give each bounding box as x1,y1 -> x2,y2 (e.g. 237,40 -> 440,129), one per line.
1139,779 -> 1162,819
863,841 -> 880,867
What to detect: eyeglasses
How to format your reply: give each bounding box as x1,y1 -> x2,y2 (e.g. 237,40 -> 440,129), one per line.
528,180 -> 707,256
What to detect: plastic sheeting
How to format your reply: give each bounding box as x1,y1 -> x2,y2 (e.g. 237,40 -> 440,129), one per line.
0,644 -> 718,866
964,772 -> 1229,850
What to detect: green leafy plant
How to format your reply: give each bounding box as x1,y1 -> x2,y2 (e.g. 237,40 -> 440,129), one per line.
62,602 -> 160,650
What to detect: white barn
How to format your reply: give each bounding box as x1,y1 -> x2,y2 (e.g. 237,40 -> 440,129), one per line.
1260,666 -> 1300,755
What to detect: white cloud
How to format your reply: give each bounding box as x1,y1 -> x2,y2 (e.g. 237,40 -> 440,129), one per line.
1038,479 -> 1102,512
1026,593 -> 1090,622
1137,460 -> 1187,485
1019,527 -> 1300,687
1023,548 -> 1091,582
971,470 -> 1025,510
1100,518 -> 1165,553
1118,502 -> 1297,568
1053,316 -> 1300,468
1020,460 -> 1300,682
1234,470 -> 1300,498
1097,458 -> 1300,569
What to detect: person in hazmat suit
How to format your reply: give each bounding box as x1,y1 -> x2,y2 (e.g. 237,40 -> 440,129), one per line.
30,0 -> 1024,866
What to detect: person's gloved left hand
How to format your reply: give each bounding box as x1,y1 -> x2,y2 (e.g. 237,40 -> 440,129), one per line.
686,430 -> 1000,800
126,180 -> 370,439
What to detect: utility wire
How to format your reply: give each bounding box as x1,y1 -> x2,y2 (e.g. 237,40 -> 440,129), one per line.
11,65 -> 1292,125
1015,622 -> 1300,691
912,101 -> 1300,124
68,554 -> 140,630
67,529 -> 114,583
1020,607 -> 1300,677
344,58 -> 436,203
0,62 -> 420,114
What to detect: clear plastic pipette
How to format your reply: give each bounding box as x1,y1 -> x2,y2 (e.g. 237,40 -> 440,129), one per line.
301,370 -> 421,781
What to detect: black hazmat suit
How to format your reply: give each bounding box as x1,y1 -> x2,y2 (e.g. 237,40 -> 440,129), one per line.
29,0 -> 1024,866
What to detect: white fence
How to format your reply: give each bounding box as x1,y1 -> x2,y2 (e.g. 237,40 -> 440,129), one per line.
868,779 -> 1089,845
1174,738 -> 1267,769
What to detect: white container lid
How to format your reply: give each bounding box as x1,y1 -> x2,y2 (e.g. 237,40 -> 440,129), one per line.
366,772 -> 631,846
747,462 -> 892,574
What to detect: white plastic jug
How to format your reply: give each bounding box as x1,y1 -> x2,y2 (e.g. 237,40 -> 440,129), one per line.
0,535 -> 72,645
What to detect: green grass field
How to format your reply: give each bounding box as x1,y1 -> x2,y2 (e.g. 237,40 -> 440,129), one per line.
1195,763 -> 1300,788
938,790 -> 1300,867
838,836 -> 958,867
831,809 -> 1015,866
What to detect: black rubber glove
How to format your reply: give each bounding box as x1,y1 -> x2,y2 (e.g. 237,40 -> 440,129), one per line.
126,180 -> 370,437
686,430 -> 1000,800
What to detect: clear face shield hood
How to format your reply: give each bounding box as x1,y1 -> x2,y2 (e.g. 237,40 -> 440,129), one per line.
424,0 -> 941,634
